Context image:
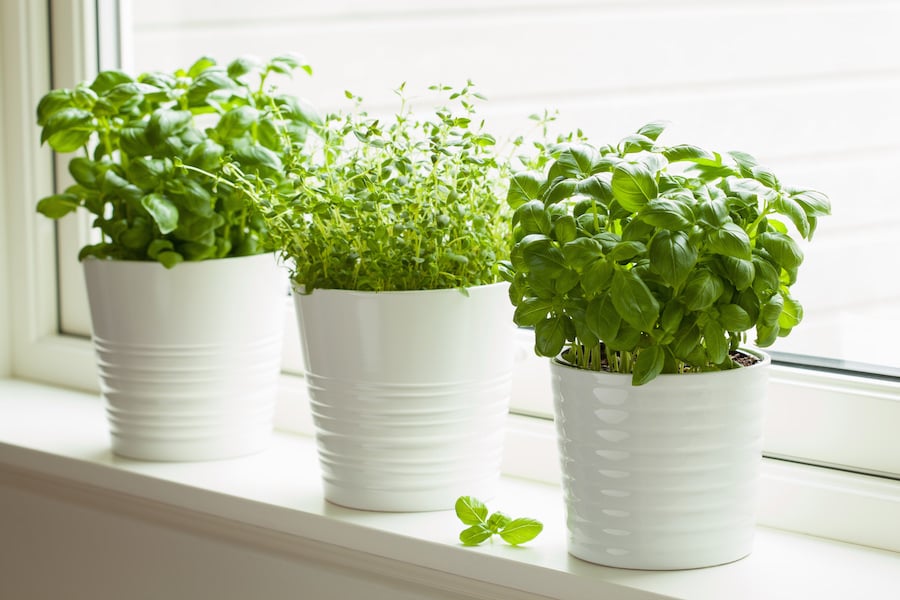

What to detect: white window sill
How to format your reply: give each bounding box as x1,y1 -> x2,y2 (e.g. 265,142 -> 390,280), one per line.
1,378 -> 898,600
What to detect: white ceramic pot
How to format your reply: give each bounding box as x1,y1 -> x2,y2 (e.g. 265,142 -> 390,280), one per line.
293,282 -> 515,512
551,351 -> 770,570
84,253 -> 287,461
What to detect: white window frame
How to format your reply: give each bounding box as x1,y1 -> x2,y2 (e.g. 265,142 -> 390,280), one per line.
3,0 -> 898,554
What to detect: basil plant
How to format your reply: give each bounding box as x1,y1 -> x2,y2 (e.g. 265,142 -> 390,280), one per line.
36,55 -> 318,267
502,122 -> 831,385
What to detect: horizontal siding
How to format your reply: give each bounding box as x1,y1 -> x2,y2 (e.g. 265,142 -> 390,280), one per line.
121,0 -> 900,367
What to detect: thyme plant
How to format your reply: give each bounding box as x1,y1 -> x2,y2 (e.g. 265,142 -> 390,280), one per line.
240,82 -> 511,292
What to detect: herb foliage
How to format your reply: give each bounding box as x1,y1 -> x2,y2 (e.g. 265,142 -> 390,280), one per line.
236,82 -> 511,292
36,55 -> 317,267
455,496 -> 543,546
503,122 -> 831,385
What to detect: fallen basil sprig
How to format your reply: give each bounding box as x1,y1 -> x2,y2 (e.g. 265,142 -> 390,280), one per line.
455,496 -> 543,546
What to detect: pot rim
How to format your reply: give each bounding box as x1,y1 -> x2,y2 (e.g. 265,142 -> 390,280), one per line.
82,251 -> 280,268
292,280 -> 509,297
550,347 -> 771,381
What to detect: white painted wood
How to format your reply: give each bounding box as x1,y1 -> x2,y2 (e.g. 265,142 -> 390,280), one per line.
1,379 -> 898,599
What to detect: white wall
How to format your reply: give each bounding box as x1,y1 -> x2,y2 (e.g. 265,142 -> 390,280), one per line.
0,471 -> 518,600
116,0 -> 900,368
0,0 -> 17,378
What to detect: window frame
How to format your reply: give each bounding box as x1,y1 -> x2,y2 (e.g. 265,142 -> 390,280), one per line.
3,0 -> 898,553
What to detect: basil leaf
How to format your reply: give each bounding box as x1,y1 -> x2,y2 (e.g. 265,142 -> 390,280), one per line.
648,230 -> 697,288
633,345 -> 665,386
455,496 -> 488,526
498,518 -> 543,546
611,162 -> 658,212
610,269 -> 659,332
507,172 -> 544,209
140,193 -> 179,235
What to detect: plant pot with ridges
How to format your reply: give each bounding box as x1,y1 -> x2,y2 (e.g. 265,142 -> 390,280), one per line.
36,55 -> 318,460
503,122 -> 831,568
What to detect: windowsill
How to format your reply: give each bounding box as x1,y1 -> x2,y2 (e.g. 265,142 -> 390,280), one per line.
1,378 -> 898,600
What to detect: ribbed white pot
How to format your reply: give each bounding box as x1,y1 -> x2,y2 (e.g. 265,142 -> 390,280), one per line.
550,351 -> 770,570
293,282 -> 515,512
84,253 -> 287,461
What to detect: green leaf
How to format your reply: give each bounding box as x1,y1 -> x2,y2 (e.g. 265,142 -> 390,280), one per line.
636,121 -> 667,141
702,320 -> 728,364
728,150 -> 759,176
580,259 -> 614,295
187,56 -> 217,78
535,315 -> 572,357
639,198 -> 694,230
146,109 -> 192,146
186,139 -> 225,170
486,512 -> 512,533
553,215 -> 577,244
498,518 -> 544,546
611,162 -> 658,212
718,255 -> 755,291
233,141 -> 283,172
660,300 -> 685,334
157,250 -> 185,269
759,232 -> 804,269
773,194 -> 810,238
514,200 -> 551,236
752,254 -> 780,297
682,269 -> 724,311
275,95 -> 323,126
227,57 -> 257,79
555,144 -> 599,178
707,222 -> 752,260
89,70 -> 134,94
68,157 -> 98,189
36,193 -> 80,219
751,165 -> 780,190
662,144 -> 715,163
40,108 -> 93,152
460,525 -> 493,546
507,171 -> 544,209
562,238 -> 603,272
611,269 -> 660,332
513,298 -> 553,327
141,193 -> 179,234
521,236 -> 567,279
216,106 -> 259,139
618,134 -> 656,153
648,230 -> 697,288
455,496 -> 488,526
586,294 -> 621,341
186,69 -> 235,105
759,293 -> 785,327
788,188 -> 831,217
608,240 -> 646,263
36,89 -> 74,126
633,345 -> 665,386
718,304 -> 753,331
779,295 -> 803,329
126,157 -> 168,190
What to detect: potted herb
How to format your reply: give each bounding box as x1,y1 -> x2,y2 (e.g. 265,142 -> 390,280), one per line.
504,122 -> 831,568
35,55 -> 318,461
233,82 -> 516,511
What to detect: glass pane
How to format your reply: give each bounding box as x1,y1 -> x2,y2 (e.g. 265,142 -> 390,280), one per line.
116,0 -> 900,377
